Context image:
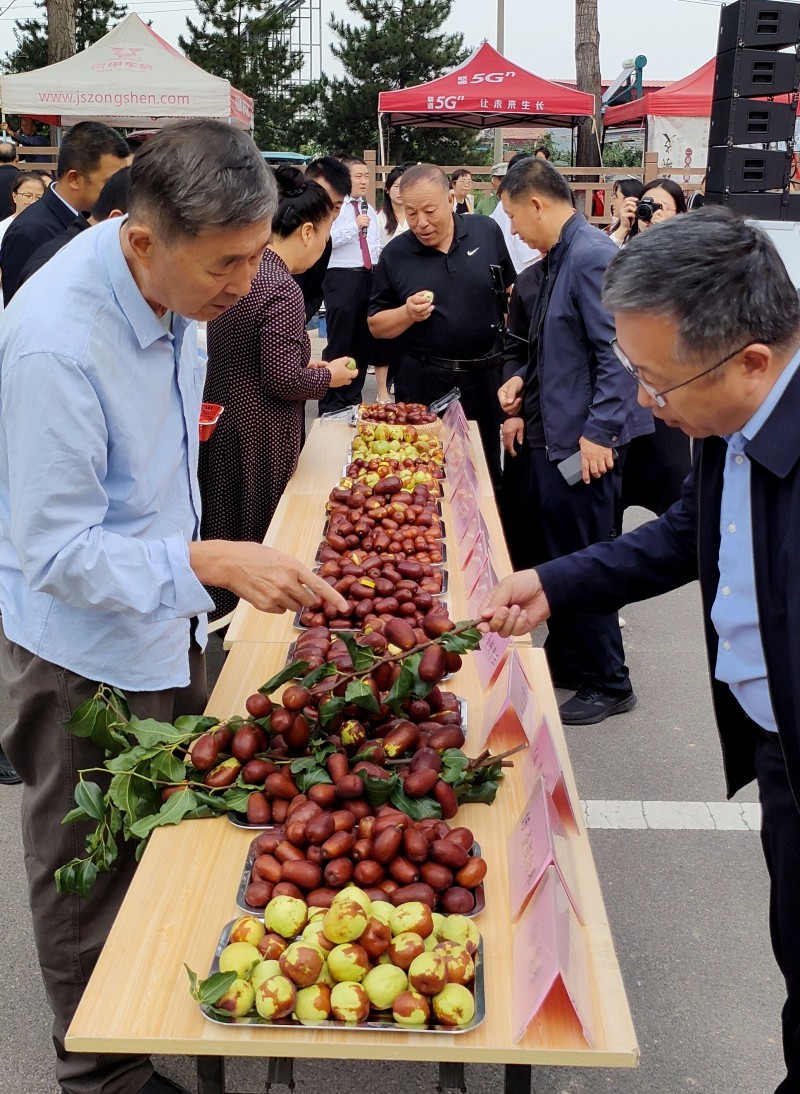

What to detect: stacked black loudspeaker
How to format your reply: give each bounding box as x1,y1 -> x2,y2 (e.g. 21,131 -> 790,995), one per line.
707,0 -> 800,219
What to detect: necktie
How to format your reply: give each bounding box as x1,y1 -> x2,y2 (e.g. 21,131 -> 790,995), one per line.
352,199 -> 372,270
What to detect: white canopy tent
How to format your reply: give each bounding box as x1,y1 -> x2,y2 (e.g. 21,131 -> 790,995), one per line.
0,13 -> 253,130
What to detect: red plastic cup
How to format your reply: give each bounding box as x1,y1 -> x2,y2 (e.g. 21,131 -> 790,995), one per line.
199,402 -> 223,441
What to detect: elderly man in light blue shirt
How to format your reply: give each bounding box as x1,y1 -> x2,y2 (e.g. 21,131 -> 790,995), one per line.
0,121 -> 345,1094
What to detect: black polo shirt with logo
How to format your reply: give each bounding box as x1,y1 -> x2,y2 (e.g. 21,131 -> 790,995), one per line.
368,214 -> 515,360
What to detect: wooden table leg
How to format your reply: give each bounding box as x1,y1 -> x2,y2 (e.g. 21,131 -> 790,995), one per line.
196,1055 -> 225,1094
437,1062 -> 466,1091
504,1064 -> 531,1093
267,1056 -> 295,1090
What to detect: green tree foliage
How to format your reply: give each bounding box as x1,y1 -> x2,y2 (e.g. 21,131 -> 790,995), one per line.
3,0 -> 127,74
180,0 -> 315,150
602,139 -> 644,168
306,0 -> 483,165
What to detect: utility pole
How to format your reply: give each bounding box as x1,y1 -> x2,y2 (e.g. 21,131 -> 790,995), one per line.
575,0 -> 602,167
46,0 -> 77,64
493,0 -> 504,164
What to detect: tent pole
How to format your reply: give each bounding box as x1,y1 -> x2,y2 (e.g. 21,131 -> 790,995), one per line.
378,113 -> 385,167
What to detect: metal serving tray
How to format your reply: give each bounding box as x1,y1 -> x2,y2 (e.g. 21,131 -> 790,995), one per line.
200,918 -> 486,1034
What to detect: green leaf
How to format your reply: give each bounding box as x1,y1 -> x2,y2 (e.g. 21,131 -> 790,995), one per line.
150,750 -> 187,785
105,745 -> 160,772
299,663 -> 337,690
64,695 -> 102,737
358,769 -> 398,807
339,633 -> 376,672
390,785 -> 442,820
127,718 -> 192,747
199,971 -> 239,1006
127,787 -> 198,839
61,806 -> 92,826
185,964 -> 200,999
190,788 -> 233,813
74,859 -> 98,898
386,654 -> 420,714
318,695 -> 346,728
108,772 -> 141,818
290,757 -> 332,792
108,687 -> 131,721
344,679 -> 379,714
455,778 -> 501,806
55,861 -> 79,894
439,748 -> 470,785
440,625 -> 482,654
259,659 -> 309,695
218,785 -> 253,813
311,738 -> 336,765
74,780 -> 106,822
174,714 -> 219,736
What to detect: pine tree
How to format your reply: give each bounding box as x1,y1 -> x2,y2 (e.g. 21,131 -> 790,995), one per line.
307,0 -> 484,165
3,0 -> 128,73
180,0 -> 315,151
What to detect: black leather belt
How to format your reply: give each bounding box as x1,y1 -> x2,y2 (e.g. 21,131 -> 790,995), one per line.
420,351 -> 503,373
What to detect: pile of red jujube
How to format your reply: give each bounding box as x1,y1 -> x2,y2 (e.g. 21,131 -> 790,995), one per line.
360,402 -> 439,426
243,806 -> 487,915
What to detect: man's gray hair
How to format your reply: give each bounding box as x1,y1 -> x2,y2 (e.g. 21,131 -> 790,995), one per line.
603,206 -> 800,362
128,120 -> 277,241
399,164 -> 449,195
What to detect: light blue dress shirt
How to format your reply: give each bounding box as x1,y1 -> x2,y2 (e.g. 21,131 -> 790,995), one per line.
0,218 -> 214,691
711,346 -> 800,731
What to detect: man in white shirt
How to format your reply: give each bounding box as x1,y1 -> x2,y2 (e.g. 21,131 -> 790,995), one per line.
319,154 -> 382,413
491,152 -> 541,274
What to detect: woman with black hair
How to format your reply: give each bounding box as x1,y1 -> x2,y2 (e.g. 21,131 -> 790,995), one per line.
637,176 -> 688,230
606,177 -> 644,247
199,165 -> 355,621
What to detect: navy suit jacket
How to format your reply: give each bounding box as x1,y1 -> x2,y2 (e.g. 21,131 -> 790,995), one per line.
537,363 -> 800,805
516,213 -> 653,459
0,184 -> 87,304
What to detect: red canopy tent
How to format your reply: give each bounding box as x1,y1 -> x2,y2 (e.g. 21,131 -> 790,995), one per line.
603,59 -> 716,126
377,42 -> 595,158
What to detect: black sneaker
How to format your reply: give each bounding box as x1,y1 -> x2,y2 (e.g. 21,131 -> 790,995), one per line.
0,746 -> 21,786
559,686 -> 637,726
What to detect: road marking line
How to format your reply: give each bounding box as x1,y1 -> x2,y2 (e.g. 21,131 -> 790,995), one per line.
581,800 -> 761,831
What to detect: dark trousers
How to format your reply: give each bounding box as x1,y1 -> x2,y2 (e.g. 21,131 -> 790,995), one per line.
319,267 -> 376,414
0,632 -> 207,1094
500,440 -> 535,571
528,446 -> 631,695
754,726 -> 800,1093
621,417 -> 692,517
396,354 -> 502,489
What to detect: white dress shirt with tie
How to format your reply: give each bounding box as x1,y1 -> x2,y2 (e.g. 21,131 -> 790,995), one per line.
328,198 -> 382,269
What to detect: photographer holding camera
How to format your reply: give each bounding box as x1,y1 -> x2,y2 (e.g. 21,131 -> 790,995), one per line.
636,177 -> 687,230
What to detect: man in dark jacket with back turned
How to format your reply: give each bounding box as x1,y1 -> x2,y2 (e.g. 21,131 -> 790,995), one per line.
497,157 -> 653,725
482,207 -> 800,1094
0,120 -> 128,304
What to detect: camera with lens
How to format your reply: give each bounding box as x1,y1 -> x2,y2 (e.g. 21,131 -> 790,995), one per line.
636,197 -> 662,222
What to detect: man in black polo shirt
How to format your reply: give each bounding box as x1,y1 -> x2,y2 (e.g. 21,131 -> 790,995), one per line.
368,163 -> 514,485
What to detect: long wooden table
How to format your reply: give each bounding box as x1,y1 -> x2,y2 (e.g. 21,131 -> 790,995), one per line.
66,417 -> 638,1092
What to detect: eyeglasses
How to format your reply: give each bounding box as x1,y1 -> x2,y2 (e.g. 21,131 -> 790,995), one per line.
610,337 -> 757,408
15,190 -> 40,203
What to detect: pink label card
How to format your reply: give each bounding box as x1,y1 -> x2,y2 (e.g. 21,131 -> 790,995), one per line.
464,546 -> 490,599
442,399 -> 469,439
473,628 -> 511,689
452,489 -> 481,544
456,458 -> 480,495
523,716 -> 578,830
512,865 -> 597,1048
468,558 -> 498,618
478,649 -> 536,749
508,777 -> 583,924
445,430 -> 467,472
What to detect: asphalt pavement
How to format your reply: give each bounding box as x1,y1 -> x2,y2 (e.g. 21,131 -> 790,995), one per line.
0,370 -> 784,1094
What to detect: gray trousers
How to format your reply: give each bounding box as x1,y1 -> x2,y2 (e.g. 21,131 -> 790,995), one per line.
0,630 -> 207,1094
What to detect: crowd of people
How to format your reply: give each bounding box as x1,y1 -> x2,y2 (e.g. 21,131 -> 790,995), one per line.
0,117 -> 798,1094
